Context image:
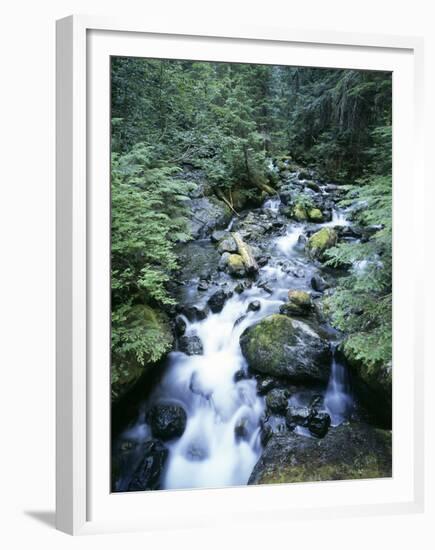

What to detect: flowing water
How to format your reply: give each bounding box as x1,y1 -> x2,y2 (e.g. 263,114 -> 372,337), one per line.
115,195 -> 355,491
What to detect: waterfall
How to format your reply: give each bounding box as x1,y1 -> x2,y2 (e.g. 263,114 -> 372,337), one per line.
324,347 -> 354,426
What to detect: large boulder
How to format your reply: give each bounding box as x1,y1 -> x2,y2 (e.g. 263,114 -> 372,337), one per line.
148,404 -> 187,441
188,196 -> 232,239
248,423 -> 392,485
239,314 -> 331,384
217,235 -> 238,254
306,228 -> 338,261
127,440 -> 169,491
265,389 -> 289,415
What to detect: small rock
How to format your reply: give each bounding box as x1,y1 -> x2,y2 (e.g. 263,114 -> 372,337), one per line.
208,289 -> 232,313
308,411 -> 331,438
179,305 -> 209,322
235,417 -> 251,441
311,275 -> 329,292
197,280 -> 209,291
247,300 -> 261,313
265,389 -> 289,415
174,316 -> 187,336
286,405 -> 312,430
148,404 -> 187,441
256,377 -> 277,395
128,440 -> 168,491
179,335 -> 203,355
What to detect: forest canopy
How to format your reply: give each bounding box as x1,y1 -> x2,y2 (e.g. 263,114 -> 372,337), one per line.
111,58 -> 392,402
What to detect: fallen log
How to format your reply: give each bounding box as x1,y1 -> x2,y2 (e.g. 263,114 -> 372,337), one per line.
231,232 -> 259,275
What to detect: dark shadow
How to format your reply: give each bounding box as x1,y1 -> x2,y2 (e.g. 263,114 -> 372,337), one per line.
24,510 -> 56,529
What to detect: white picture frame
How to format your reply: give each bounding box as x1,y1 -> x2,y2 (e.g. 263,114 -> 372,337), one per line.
56,14 -> 425,535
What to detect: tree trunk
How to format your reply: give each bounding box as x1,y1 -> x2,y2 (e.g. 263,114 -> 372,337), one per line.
231,232 -> 258,275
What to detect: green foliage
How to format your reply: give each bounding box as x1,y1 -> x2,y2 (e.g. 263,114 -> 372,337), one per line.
324,151 -> 392,370
111,144 -> 194,397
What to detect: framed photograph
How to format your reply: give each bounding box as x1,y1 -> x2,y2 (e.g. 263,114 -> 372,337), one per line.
56,15 -> 425,535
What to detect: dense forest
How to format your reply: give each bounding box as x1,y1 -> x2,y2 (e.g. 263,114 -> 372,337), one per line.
111,58 -> 392,402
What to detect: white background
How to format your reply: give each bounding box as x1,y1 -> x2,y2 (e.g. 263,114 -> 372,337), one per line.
0,0 -> 433,548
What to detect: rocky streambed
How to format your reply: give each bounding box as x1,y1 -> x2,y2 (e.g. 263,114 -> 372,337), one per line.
112,163 -> 392,492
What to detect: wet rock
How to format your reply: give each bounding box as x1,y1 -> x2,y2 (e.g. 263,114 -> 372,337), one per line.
256,255 -> 270,267
210,229 -> 227,243
218,252 -> 231,271
305,181 -> 321,193
217,235 -> 238,254
188,196 -> 232,239
257,280 -> 273,294
179,305 -> 209,322
128,440 -> 168,491
308,411 -> 331,438
285,405 -> 312,429
148,404 -> 187,441
292,203 -> 308,221
311,275 -> 329,292
197,280 -> 209,291
256,376 -> 277,395
280,290 -> 312,317
240,314 -> 331,384
174,316 -> 187,336
265,389 -> 289,415
233,314 -> 247,328
207,289 -> 232,313
248,423 -> 392,485
306,228 -> 338,261
308,207 -> 324,222
234,281 -> 253,294
234,417 -> 251,441
247,300 -> 261,313
179,335 -> 204,355
261,416 -> 288,446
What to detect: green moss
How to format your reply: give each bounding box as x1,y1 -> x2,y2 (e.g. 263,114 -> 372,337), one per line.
227,253 -> 245,276
307,228 -> 337,260
292,203 -> 308,221
241,315 -> 296,375
257,453 -> 390,484
288,290 -> 311,307
308,207 -> 324,222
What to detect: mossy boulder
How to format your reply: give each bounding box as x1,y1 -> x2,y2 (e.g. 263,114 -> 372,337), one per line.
292,203 -> 308,221
239,314 -> 331,384
308,207 -> 324,222
280,290 -> 312,317
111,305 -> 173,403
226,254 -> 246,277
248,423 -> 392,485
307,227 -> 337,260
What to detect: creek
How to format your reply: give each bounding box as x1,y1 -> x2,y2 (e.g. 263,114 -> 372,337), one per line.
113,173 -> 360,491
